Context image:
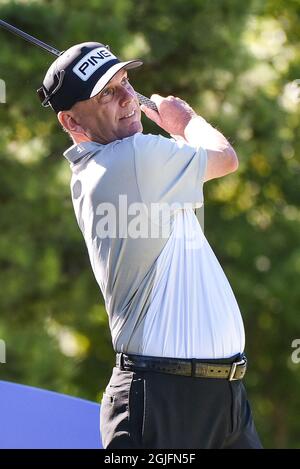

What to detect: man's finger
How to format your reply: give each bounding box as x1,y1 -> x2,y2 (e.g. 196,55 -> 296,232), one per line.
141,104 -> 162,126
150,94 -> 165,108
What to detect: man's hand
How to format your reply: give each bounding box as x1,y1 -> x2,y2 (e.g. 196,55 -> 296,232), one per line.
141,93 -> 239,182
141,94 -> 197,139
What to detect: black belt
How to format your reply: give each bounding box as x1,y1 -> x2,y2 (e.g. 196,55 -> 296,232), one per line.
116,353 -> 247,381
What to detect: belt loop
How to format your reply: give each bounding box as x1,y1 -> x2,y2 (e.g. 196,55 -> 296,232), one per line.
117,352 -> 125,370
120,352 -> 125,370
191,358 -> 196,377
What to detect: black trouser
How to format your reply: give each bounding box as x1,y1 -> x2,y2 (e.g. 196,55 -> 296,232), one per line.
100,356 -> 262,449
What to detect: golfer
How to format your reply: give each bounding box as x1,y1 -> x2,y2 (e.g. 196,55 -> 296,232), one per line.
38,42 -> 262,449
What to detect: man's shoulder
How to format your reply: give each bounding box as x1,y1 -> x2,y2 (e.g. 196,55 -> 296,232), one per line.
130,132 -> 174,152
118,132 -> 163,146
104,133 -> 167,159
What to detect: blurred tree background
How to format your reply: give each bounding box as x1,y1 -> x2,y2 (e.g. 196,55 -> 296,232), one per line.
0,0 -> 299,448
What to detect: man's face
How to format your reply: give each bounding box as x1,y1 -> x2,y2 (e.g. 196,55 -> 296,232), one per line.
70,69 -> 142,144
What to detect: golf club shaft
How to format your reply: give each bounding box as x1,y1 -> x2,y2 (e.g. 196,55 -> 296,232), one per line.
0,19 -> 61,56
0,19 -> 158,111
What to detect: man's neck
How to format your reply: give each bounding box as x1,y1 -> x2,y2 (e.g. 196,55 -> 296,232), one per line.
72,134 -> 91,145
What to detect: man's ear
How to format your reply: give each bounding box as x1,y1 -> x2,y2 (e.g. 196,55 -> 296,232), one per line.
57,110 -> 84,134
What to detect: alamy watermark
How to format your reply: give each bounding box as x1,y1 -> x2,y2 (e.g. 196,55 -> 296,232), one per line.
0,339 -> 6,364
94,195 -> 205,246
0,79 -> 6,104
291,339 -> 300,364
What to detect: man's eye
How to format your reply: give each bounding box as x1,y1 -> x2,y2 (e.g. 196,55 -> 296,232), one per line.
101,88 -> 113,97
122,77 -> 130,85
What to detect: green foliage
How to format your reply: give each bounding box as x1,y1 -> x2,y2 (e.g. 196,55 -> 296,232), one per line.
0,0 -> 299,448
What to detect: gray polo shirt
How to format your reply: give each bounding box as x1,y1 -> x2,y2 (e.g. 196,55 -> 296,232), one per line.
64,132 -> 245,358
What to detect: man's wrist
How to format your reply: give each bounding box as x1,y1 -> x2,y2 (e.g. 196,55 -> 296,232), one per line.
184,116 -> 210,147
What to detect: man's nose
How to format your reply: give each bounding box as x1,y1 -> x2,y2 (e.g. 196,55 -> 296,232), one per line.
119,86 -> 135,107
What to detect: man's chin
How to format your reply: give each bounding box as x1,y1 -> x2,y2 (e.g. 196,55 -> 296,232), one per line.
124,121 -> 143,137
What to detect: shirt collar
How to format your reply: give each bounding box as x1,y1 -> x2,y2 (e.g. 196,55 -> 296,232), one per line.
63,141 -> 103,164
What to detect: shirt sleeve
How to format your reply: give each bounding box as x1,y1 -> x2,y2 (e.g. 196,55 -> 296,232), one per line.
133,132 -> 207,210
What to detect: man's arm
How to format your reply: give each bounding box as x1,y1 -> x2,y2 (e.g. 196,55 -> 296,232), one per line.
141,95 -> 238,182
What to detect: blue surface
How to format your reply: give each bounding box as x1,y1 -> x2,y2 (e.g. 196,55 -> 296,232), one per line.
0,380 -> 102,449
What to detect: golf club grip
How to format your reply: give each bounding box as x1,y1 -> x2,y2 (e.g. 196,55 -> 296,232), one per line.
136,92 -> 158,112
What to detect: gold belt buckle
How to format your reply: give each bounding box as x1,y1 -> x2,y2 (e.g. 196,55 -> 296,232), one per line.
228,358 -> 246,381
